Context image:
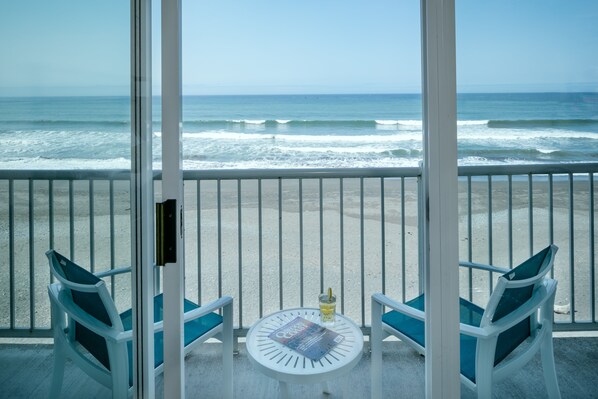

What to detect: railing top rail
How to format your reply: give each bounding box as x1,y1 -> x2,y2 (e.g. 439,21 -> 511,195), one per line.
1,162 -> 597,181
0,167 -> 421,180
0,169 -> 134,180
458,162 -> 598,176
182,167 -> 421,180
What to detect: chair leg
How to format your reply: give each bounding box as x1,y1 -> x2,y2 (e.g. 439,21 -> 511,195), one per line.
108,344 -> 130,399
222,301 -> 234,399
475,381 -> 492,399
49,340 -> 66,399
540,334 -> 561,399
371,299 -> 383,399
474,339 -> 496,399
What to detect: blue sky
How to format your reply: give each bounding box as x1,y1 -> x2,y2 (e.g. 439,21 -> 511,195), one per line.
0,0 -> 597,95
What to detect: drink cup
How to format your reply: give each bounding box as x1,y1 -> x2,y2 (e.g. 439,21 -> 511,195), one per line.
318,293 -> 337,326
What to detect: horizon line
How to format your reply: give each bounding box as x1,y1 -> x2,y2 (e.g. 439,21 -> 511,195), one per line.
1,90 -> 598,98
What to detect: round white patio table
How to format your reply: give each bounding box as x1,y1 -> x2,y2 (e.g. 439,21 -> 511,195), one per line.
246,307 -> 364,398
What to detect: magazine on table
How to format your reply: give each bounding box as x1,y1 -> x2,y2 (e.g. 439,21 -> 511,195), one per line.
268,316 -> 345,361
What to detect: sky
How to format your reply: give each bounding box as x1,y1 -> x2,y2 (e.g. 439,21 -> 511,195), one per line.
0,0 -> 597,96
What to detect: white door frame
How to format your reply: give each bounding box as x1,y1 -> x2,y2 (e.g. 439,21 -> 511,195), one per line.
150,1 -> 462,397
421,0 -> 460,397
161,0 -> 186,397
131,0 -> 155,397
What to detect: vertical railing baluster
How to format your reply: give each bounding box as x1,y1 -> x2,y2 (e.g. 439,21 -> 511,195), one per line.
258,179 -> 263,318
319,178 -> 324,294
109,179 -> 116,297
488,176 -> 493,294
278,177 -> 283,309
217,179 -> 222,299
299,178 -> 304,307
548,174 -> 554,279
9,179 -> 15,329
380,178 -> 386,294
69,180 -> 74,260
339,178 -> 345,314
590,173 -> 595,322
417,174 -> 424,295
196,179 -> 201,304
508,175 -> 513,268
49,180 -> 55,284
401,177 -> 406,303
360,177 -> 365,326
528,174 -> 534,256
467,176 -> 473,301
89,180 -> 95,273
29,180 -> 35,329
568,173 -> 575,322
488,176 -> 493,263
237,179 -> 243,327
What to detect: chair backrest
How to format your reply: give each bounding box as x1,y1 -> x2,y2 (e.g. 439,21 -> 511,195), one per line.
480,245 -> 557,366
47,250 -> 122,370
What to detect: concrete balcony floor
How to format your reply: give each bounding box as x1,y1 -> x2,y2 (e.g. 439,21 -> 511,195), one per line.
1,333 -> 597,398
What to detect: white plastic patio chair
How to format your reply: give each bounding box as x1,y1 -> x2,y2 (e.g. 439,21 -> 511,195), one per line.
371,245 -> 561,398
46,250 -> 233,399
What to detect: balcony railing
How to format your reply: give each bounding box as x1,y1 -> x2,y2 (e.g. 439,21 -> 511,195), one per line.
1,163 -> 597,338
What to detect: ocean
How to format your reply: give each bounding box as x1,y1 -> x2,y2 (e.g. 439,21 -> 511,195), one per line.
0,93 -> 597,170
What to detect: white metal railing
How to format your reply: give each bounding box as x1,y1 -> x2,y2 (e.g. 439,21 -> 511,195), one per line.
0,163 -> 596,337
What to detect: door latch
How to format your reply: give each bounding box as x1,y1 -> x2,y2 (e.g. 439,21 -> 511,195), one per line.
156,199 -> 177,266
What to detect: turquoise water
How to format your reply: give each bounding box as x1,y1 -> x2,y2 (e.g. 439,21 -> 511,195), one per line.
0,93 -> 597,169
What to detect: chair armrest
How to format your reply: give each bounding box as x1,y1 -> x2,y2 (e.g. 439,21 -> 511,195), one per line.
459,261 -> 510,274
184,296 -> 233,322
373,293 -> 490,338
152,296 -> 234,333
372,293 -> 425,322
459,322 -> 490,339
94,266 -> 132,279
94,263 -> 159,279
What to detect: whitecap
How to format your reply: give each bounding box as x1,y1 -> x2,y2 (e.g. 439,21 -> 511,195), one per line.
537,148 -> 558,154
458,120 -> 489,126
397,120 -> 423,127
183,131 -> 274,140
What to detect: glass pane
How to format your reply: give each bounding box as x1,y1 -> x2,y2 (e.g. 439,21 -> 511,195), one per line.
0,1 -> 132,335
180,2 -> 422,170
455,2 -> 598,320
177,2 -> 423,332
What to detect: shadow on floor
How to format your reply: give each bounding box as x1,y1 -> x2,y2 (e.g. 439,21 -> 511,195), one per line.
0,337 -> 596,398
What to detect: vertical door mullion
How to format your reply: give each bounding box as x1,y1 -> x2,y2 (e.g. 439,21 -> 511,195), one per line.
161,0 -> 185,397
421,0 -> 460,397
131,0 -> 155,397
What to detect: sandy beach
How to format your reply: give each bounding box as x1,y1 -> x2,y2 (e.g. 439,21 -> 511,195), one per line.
0,175 -> 595,330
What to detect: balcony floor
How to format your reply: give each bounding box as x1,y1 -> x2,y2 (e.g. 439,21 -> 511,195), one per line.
1,334 -> 597,398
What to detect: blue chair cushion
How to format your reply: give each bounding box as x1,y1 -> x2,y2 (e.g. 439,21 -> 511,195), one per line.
51,251 -> 112,370
121,294 -> 223,387
493,246 -> 550,365
382,294 -> 484,383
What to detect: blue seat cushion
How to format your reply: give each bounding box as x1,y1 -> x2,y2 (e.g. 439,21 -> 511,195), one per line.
382,294 -> 483,383
121,294 -> 223,387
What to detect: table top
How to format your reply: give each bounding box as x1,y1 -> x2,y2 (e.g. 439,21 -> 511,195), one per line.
246,308 -> 364,384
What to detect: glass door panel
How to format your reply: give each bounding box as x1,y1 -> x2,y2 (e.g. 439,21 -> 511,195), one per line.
0,0 -> 132,335
0,2 -> 156,398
